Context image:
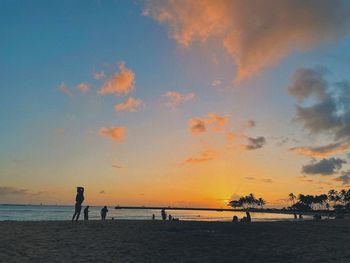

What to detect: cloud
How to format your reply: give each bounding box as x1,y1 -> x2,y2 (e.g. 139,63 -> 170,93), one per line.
59,82 -> 73,97
98,62 -> 135,96
0,186 -> 28,196
290,67 -> 350,141
163,91 -> 195,108
245,136 -> 266,150
93,71 -> 105,80
76,82 -> 90,93
189,118 -> 207,135
302,158 -> 346,175
99,127 -> 126,142
288,67 -> 328,101
262,178 -> 274,183
184,150 -> 217,164
333,172 -> 350,185
115,97 -> 144,112
144,0 -> 350,81
290,143 -> 350,158
188,112 -> 228,135
289,67 -> 350,159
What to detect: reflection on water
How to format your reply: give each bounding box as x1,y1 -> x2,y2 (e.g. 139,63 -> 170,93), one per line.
0,204 -> 311,221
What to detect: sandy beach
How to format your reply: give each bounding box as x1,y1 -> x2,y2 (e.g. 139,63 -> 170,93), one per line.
1,220 -> 350,262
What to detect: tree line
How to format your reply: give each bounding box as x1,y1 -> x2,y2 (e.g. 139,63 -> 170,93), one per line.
228,189 -> 350,212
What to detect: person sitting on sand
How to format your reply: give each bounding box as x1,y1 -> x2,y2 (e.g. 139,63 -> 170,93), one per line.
161,209 -> 167,221
84,206 -> 89,221
101,206 -> 108,220
232,215 -> 238,222
72,187 -> 84,222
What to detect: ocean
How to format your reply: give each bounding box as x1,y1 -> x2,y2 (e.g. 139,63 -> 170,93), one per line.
0,204 -> 306,222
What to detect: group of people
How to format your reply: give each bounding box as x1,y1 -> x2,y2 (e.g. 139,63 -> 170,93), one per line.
71,187 -> 109,222
157,209 -> 178,221
232,212 -> 252,223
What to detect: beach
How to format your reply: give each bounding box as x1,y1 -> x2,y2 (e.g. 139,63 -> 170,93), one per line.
2,220 -> 350,262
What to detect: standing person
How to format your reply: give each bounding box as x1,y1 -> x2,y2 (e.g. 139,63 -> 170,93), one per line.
161,209 -> 167,221
101,206 -> 108,220
84,206 -> 90,221
72,187 -> 84,222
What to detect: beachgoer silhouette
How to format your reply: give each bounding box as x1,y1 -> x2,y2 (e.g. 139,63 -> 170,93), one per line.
293,213 -> 297,220
246,212 -> 251,223
84,206 -> 89,220
168,214 -> 172,221
299,213 -> 303,220
101,206 -> 108,220
72,187 -> 84,222
232,215 -> 238,222
161,209 -> 167,220
152,214 -> 155,220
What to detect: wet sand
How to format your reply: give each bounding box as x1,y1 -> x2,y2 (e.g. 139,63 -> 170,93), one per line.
1,220 -> 350,262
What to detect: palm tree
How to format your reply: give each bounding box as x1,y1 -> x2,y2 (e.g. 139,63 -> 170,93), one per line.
257,198 -> 266,209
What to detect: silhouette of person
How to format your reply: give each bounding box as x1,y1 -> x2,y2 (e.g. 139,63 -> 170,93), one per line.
246,212 -> 251,223
84,206 -> 89,221
161,209 -> 167,221
293,213 -> 297,220
101,206 -> 108,220
232,215 -> 238,222
152,214 -> 155,220
299,213 -> 303,220
168,214 -> 172,221
72,187 -> 84,222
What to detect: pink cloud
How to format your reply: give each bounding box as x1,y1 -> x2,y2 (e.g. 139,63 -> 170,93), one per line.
99,127 -> 126,142
188,112 -> 228,135
144,0 -> 350,81
184,150 -> 217,164
75,83 -> 90,93
59,82 -> 73,97
115,97 -> 144,112
163,91 -> 195,108
98,62 -> 135,96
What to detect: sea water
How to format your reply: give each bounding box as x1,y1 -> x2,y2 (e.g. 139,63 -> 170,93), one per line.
0,204 -> 308,221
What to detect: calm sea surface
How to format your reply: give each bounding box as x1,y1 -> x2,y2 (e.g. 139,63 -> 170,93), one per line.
0,204 -> 308,222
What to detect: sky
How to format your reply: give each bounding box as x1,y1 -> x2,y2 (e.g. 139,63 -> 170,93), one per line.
1,0 -> 350,207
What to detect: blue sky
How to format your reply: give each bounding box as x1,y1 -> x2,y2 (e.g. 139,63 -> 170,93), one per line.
1,0 -> 350,206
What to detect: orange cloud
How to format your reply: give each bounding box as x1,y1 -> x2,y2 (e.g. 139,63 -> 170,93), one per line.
188,112 -> 228,135
115,97 -> 144,112
163,91 -> 195,108
144,0 -> 350,81
290,143 -> 350,158
75,83 -> 90,93
184,150 -> 217,164
189,118 -> 207,135
98,62 -> 135,95
99,127 -> 126,142
59,82 -> 73,97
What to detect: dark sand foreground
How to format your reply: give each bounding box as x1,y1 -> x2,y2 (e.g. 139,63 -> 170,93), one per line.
1,220 -> 350,262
